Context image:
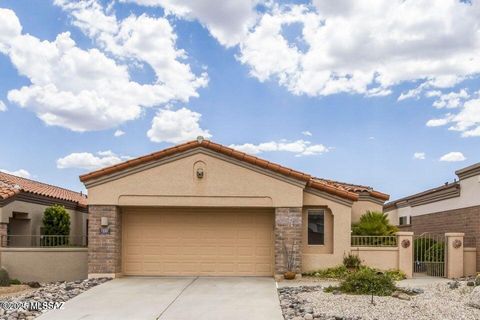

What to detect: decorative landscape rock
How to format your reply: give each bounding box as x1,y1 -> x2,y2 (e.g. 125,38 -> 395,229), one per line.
468,286 -> 480,309
448,281 -> 460,289
391,290 -> 411,301
26,282 -> 40,289
279,281 -> 479,320
0,278 -> 110,320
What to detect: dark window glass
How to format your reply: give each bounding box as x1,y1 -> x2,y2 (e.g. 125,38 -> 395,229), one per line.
399,216 -> 409,225
308,211 -> 324,245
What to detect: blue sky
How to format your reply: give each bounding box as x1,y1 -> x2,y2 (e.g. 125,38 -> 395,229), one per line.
0,0 -> 479,200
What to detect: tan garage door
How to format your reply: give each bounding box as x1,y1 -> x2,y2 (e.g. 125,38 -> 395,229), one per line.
122,208 -> 274,276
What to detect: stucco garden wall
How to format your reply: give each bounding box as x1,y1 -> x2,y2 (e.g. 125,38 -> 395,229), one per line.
350,247 -> 399,271
0,248 -> 88,282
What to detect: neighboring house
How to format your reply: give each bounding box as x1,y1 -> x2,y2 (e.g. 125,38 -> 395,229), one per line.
384,162 -> 480,269
0,172 -> 88,246
80,138 -> 389,278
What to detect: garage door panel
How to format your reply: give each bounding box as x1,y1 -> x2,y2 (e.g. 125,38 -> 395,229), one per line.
122,209 -> 274,276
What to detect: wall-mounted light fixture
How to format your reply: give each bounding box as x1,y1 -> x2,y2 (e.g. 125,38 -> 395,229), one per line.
196,168 -> 204,179
101,217 -> 109,227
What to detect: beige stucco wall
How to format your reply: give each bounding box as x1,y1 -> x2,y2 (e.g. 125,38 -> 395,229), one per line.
350,247 -> 399,271
0,248 -> 88,282
384,207 -> 399,225
0,200 -> 86,236
464,248 -> 477,277
302,192 -> 352,271
87,151 -> 304,208
351,200 -> 383,223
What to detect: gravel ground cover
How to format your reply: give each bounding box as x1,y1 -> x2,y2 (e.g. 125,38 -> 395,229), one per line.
0,278 -> 110,320
278,281 -> 480,320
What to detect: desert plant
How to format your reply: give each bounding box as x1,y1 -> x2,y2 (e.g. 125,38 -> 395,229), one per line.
343,253 -> 362,269
42,205 -> 70,246
0,268 -> 11,287
283,240 -> 297,272
338,268 -> 396,296
352,211 -> 398,236
9,278 -> 21,285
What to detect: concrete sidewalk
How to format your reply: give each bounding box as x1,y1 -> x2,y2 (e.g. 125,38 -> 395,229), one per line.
37,277 -> 283,320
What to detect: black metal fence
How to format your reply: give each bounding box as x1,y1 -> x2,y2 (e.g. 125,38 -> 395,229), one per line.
2,235 -> 87,248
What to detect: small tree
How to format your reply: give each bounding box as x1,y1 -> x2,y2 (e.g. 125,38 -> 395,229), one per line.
42,205 -> 70,246
352,211 -> 398,236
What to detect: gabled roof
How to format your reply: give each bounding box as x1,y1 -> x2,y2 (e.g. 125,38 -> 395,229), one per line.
80,139 -> 389,202
0,172 -> 87,207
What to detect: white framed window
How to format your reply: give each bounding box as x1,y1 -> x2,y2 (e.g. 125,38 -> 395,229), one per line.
399,216 -> 409,225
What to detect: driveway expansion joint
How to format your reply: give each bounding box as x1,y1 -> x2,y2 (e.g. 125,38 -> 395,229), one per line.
155,277 -> 198,320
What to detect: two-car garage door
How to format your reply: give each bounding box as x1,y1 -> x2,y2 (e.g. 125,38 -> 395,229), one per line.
122,208 -> 274,276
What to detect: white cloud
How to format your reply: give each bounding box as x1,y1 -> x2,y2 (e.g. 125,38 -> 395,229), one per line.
0,169 -> 31,178
114,129 -> 125,137
301,130 -> 312,136
426,97 -> 480,137
432,89 -> 469,109
426,115 -> 453,127
119,0 -> 260,47
439,152 -> 466,162
0,100 -> 6,112
229,139 -> 329,157
413,152 -> 426,160
147,107 -> 211,143
0,5 -> 207,132
237,1 -> 480,97
57,150 -> 130,170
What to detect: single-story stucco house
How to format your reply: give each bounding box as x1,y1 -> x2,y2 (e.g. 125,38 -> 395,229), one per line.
80,138 -> 389,278
0,171 -> 88,246
384,161 -> 480,270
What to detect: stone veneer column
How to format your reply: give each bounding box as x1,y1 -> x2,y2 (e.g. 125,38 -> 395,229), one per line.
88,206 -> 122,278
274,208 -> 302,276
445,232 -> 465,279
0,223 -> 7,247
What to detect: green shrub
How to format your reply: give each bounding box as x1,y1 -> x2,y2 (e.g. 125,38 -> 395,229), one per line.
303,265 -> 350,279
42,205 -> 70,246
0,268 -> 11,287
9,279 -> 21,285
352,211 -> 398,236
323,285 -> 339,293
384,269 -> 407,281
338,268 -> 396,296
413,238 -> 437,261
425,242 -> 445,262
343,253 -> 361,269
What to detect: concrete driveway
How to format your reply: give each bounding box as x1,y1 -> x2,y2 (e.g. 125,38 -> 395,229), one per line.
37,277 -> 283,320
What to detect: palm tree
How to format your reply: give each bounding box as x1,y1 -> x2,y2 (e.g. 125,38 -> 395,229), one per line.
352,211 -> 398,236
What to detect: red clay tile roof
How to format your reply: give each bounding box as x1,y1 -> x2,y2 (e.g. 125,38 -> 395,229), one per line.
0,172 -> 87,207
80,139 -> 389,202
313,178 -> 390,201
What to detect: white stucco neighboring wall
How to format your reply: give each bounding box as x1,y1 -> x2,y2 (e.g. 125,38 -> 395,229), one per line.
386,164 -> 480,224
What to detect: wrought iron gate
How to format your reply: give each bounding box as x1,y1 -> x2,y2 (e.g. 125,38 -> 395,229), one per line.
413,233 -> 446,277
